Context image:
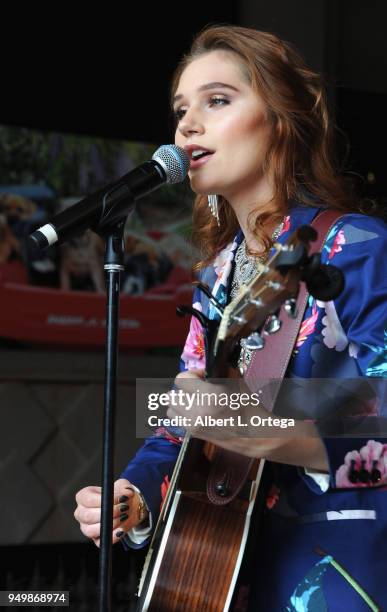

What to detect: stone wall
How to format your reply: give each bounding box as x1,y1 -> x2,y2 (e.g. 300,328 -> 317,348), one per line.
0,348 -> 179,544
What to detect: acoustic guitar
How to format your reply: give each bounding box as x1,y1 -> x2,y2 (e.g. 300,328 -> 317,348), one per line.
136,224 -> 343,611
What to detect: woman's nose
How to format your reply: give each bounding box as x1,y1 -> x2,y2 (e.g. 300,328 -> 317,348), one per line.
177,108 -> 204,137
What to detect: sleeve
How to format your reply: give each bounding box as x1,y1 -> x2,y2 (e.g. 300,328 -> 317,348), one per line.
121,483 -> 153,549
119,285 -> 206,548
120,436 -> 181,547
301,214 -> 387,493
178,284 -> 207,373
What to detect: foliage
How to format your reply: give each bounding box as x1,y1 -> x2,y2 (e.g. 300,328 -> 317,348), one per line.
0,125 -> 156,197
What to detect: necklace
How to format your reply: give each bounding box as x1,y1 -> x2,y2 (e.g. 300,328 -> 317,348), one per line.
230,221 -> 284,373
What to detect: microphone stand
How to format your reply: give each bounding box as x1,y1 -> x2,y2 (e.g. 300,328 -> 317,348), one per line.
98,219 -> 126,612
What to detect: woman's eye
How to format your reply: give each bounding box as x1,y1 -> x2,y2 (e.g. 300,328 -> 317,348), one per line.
174,96 -> 229,123
174,108 -> 186,122
209,96 -> 229,107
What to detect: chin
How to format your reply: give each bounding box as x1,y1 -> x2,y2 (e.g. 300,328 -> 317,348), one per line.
189,178 -> 218,197
191,188 -> 209,197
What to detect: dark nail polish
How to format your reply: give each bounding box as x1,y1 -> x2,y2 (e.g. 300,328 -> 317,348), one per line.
358,460 -> 369,484
120,513 -> 129,522
120,504 -> 129,512
119,495 -> 128,503
116,530 -> 125,538
371,460 -> 382,484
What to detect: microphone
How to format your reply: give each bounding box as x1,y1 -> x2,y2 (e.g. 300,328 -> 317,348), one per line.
29,144 -> 190,250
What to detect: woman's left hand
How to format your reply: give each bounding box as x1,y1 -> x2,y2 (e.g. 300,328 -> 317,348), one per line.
167,370 -> 329,473
167,369 -> 282,458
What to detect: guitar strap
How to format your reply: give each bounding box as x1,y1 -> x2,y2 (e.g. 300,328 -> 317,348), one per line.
207,209 -> 344,505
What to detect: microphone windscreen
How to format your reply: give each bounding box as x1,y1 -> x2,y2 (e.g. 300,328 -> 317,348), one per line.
152,145 -> 190,183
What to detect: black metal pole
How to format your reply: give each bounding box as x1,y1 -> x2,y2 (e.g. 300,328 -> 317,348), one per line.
98,220 -> 125,612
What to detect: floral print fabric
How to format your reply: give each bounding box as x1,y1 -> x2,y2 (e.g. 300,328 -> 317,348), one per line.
179,203 -> 387,489
177,202 -> 387,610
121,202 -> 386,609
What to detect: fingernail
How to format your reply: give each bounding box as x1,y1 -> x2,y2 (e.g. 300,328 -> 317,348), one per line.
116,530 -> 125,538
119,495 -> 128,503
120,513 -> 129,522
119,504 -> 129,512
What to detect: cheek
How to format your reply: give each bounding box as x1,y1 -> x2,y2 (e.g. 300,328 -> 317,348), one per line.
174,130 -> 182,147
221,113 -> 270,154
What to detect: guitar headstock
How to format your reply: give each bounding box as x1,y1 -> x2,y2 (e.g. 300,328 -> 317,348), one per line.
176,224 -> 344,378
209,229 -> 309,373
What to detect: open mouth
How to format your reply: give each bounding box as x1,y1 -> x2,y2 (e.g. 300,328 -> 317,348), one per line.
191,150 -> 213,161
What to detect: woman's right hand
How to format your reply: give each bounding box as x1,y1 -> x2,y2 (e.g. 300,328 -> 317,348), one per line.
74,478 -> 148,547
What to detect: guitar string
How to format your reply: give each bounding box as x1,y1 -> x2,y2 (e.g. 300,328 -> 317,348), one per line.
227,247 -> 283,318
228,231 -> 299,319
228,228 -> 299,372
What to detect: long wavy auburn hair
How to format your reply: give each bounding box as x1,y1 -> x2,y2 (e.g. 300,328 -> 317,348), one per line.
170,25 -> 363,268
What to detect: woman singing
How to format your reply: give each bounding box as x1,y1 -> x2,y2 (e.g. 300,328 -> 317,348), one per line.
74,25 -> 386,610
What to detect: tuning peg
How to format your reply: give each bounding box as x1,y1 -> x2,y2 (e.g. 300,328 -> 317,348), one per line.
297,225 -> 318,242
304,259 -> 345,301
264,314 -> 282,334
266,280 -> 282,291
232,315 -> 247,325
248,296 -> 263,307
243,332 -> 265,350
176,305 -> 211,330
284,298 -> 298,318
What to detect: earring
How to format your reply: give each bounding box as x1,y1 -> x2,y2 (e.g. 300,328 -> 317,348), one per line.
208,194 -> 220,226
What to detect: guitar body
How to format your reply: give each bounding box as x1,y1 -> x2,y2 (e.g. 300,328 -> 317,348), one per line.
136,437 -> 266,611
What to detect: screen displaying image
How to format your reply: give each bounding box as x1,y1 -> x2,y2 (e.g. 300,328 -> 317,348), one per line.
0,126 -> 195,349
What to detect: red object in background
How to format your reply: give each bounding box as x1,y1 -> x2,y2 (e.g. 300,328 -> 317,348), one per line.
0,261 -> 29,285
0,270 -> 193,349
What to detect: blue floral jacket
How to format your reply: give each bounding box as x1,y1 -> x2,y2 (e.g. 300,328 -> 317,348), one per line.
121,203 -> 386,610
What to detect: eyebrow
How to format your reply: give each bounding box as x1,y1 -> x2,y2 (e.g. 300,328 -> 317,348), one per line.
172,82 -> 239,105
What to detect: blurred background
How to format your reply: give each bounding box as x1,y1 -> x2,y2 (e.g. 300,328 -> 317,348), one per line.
1,1 -> 386,609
